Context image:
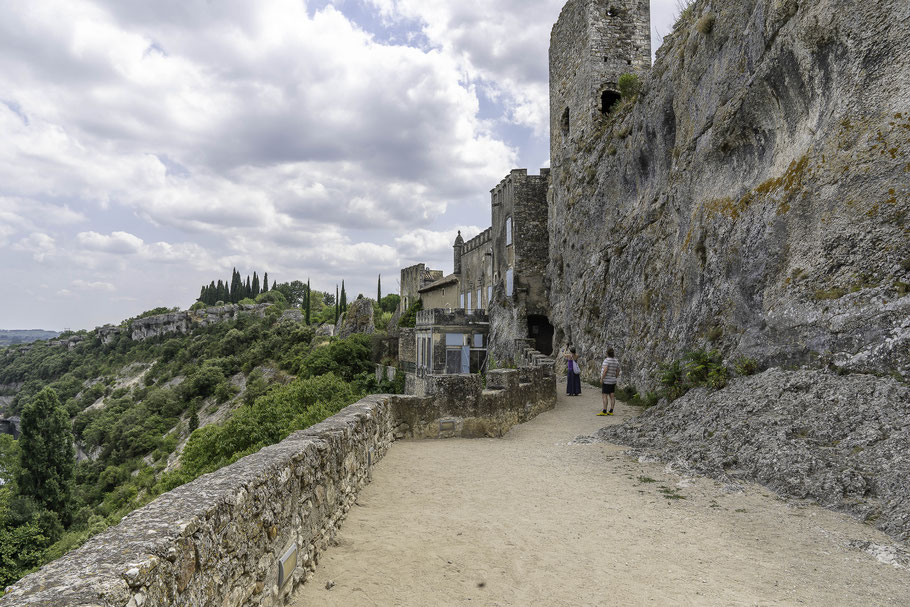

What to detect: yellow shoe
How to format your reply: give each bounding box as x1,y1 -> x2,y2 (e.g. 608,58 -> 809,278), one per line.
597,411 -> 609,416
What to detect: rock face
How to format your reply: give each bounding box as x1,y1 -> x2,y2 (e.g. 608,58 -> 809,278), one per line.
128,304 -> 271,341
596,369 -> 910,542
547,0 -> 910,389
336,298 -> 375,340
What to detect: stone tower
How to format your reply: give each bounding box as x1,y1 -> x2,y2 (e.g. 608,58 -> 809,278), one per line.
453,230 -> 465,275
549,0 -> 650,167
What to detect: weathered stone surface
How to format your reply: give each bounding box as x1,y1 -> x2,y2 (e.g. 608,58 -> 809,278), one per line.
336,298 -> 375,340
128,304 -> 271,341
548,0 -> 910,389
595,369 -> 910,542
314,324 -> 335,337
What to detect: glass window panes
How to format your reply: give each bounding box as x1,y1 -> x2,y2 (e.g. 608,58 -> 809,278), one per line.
506,216 -> 512,245
446,333 -> 464,347
473,333 -> 484,347
506,268 -> 514,297
467,292 -> 472,312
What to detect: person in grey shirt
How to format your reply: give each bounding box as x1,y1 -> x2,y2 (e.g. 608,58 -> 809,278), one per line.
598,348 -> 621,416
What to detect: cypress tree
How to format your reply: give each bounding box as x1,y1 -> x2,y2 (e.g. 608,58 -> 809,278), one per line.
340,280 -> 347,314
216,279 -> 225,303
377,274 -> 381,302
335,285 -> 339,324
17,388 -> 74,518
263,272 -> 269,293
207,281 -> 217,305
252,272 -> 260,297
305,278 -> 311,324
245,276 -> 251,300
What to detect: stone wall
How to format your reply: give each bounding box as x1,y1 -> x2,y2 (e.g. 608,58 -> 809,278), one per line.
3,353 -> 556,606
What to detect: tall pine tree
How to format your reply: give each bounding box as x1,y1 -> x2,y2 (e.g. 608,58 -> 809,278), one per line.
263,272 -> 269,293
377,274 -> 381,302
245,275 -> 251,300
335,285 -> 339,324
340,280 -> 347,314
252,272 -> 260,297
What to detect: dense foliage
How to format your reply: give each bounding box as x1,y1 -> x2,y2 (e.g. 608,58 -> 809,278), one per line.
0,304 -> 400,590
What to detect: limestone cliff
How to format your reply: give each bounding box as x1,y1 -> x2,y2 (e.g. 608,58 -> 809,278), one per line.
128,304 -> 271,341
548,0 -> 910,387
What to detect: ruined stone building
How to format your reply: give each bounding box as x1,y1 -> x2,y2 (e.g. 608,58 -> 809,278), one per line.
399,0 -> 651,381
550,0 -> 651,169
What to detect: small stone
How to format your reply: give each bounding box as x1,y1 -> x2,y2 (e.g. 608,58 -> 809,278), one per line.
326,580 -> 336,590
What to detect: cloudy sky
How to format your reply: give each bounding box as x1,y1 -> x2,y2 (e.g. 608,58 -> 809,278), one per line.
1,0 -> 682,331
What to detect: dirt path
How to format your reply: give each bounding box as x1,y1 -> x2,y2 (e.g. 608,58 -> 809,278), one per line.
292,386 -> 910,606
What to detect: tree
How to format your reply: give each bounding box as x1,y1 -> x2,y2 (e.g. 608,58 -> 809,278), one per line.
252,272 -> 260,297
305,278 -> 311,324
335,285 -> 339,324
16,387 -> 74,518
377,275 -> 381,303
340,280 -> 347,314
263,272 -> 269,293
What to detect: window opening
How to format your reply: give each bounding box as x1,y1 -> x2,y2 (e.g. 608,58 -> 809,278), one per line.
506,216 -> 512,246
560,107 -> 570,137
506,268 -> 514,297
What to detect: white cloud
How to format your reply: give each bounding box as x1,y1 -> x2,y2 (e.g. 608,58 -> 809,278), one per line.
13,232 -> 56,261
77,231 -> 144,254
395,225 -> 485,267
72,279 -> 115,292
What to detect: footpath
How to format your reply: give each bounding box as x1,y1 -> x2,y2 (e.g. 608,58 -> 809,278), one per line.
293,384 -> 910,606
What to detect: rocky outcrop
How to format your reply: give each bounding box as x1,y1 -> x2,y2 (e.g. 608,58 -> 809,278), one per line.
595,369 -> 910,542
128,304 -> 271,341
336,298 -> 375,340
548,0 -> 910,389
0,416 -> 20,439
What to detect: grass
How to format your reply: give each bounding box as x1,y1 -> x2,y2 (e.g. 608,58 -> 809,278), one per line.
638,476 -> 658,484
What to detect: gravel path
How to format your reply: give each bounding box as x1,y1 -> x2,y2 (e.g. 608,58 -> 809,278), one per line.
292,386 -> 910,606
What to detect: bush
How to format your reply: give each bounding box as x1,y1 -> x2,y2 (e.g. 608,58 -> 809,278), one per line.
733,357 -> 759,377
398,299 -> 422,328
696,13 -> 716,34
178,373 -> 361,479
617,73 -> 641,99
189,302 -> 207,311
255,290 -> 287,307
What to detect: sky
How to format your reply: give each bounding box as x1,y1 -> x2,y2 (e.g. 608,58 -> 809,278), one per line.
0,0 -> 683,331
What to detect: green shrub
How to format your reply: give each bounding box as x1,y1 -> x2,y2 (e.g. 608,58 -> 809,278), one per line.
696,13 -> 716,34
398,299 -> 422,328
617,73 -> 641,99
616,385 -> 637,401
178,373 -> 361,479
733,357 -> 759,376
255,291 -> 287,307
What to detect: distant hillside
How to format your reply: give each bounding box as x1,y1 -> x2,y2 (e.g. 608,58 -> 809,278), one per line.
0,330 -> 60,347
0,301 -> 400,589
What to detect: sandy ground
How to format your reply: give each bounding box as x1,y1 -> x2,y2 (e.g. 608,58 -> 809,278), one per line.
292,385 -> 910,606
